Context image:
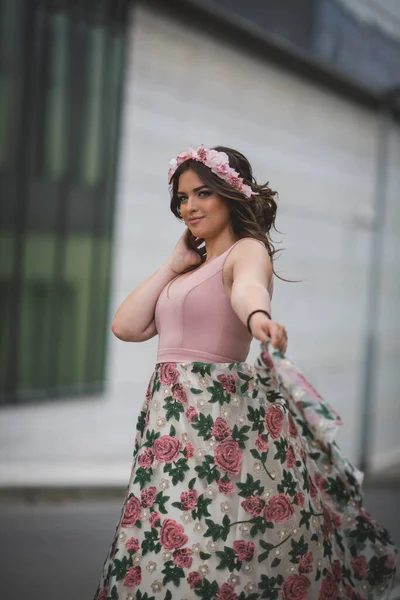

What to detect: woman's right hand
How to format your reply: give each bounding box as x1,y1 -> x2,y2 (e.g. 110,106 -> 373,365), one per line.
167,229 -> 206,275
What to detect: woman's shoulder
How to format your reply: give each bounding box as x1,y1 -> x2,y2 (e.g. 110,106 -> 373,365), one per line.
227,237 -> 271,261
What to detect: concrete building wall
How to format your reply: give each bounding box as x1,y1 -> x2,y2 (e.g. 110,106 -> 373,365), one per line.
1,3 -> 398,487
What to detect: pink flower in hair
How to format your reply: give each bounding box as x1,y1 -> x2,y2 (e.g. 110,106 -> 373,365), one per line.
168,145 -> 258,199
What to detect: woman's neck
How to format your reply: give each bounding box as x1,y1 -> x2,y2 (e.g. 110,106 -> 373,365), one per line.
203,232 -> 239,261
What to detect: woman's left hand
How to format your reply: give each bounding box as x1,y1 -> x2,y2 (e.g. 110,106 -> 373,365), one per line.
249,312 -> 288,354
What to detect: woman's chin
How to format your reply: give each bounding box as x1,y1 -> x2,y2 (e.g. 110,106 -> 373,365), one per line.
189,225 -> 206,236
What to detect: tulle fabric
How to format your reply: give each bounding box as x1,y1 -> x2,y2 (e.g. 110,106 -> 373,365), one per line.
93,342 -> 397,600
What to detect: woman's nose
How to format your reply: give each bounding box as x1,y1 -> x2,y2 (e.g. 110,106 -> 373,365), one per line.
186,196 -> 198,210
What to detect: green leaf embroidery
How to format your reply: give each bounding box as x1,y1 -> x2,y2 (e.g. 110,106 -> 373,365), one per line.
155,491 -> 170,515
191,413 -> 214,440
236,473 -> 265,498
163,397 -> 185,422
206,382 -> 230,405
288,535 -> 308,564
215,545 -> 242,572
163,458 -> 190,485
192,494 -> 213,520
273,438 -> 288,464
194,456 -> 221,484
191,363 -> 213,377
133,467 -> 153,490
161,560 -> 185,586
276,470 -> 297,496
110,555 -> 131,580
231,424 -> 251,448
204,515 -> 231,542
193,577 -> 219,598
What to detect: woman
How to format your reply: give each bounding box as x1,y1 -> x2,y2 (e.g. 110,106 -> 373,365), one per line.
94,145 -> 397,600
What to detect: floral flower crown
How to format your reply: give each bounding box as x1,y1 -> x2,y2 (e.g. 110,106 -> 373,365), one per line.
168,144 -> 258,199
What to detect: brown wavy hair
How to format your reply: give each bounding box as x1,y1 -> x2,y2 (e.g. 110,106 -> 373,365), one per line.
169,145 -> 294,284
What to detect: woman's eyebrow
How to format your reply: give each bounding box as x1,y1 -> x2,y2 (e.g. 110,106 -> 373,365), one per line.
177,185 -> 209,195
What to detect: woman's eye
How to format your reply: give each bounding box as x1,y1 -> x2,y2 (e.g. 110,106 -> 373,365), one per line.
199,190 -> 211,197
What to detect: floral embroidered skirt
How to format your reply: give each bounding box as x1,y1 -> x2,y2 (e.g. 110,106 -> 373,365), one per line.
93,342 -> 397,600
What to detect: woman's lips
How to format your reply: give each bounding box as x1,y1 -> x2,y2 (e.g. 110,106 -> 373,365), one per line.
188,217 -> 204,224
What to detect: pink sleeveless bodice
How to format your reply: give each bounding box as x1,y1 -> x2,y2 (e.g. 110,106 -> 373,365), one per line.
154,238 -> 274,364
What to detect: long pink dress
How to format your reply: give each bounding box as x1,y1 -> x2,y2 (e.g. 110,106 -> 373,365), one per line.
94,238 -> 397,600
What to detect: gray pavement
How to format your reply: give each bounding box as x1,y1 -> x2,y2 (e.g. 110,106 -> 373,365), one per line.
0,486 -> 399,600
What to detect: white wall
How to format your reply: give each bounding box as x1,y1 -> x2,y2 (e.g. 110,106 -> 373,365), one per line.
370,125 -> 400,469
1,3 -> 398,487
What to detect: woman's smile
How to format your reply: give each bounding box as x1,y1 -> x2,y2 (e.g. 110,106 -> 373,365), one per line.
188,216 -> 204,225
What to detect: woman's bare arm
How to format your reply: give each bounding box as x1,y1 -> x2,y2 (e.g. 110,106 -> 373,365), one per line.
111,262 -> 177,342
229,239 -> 287,353
111,229 -> 204,343
229,239 -> 272,323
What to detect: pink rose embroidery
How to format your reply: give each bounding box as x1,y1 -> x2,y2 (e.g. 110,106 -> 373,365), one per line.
308,476 -> 318,499
298,551 -> 313,574
255,434 -> 269,452
184,442 -> 195,459
216,478 -> 235,495
314,473 -> 326,490
282,574 -> 311,600
159,363 -> 179,385
286,445 -> 296,468
188,571 -> 202,589
264,494 -> 294,524
233,540 -> 255,561
288,413 -> 298,437
265,405 -> 284,439
318,572 -> 338,600
214,440 -> 243,475
140,486 -> 157,507
212,417 -> 232,441
217,583 -> 238,600
173,547 -> 193,568
122,495 -> 141,527
295,491 -> 305,507
160,518 -> 188,549
125,537 -> 140,553
149,511 -> 161,527
180,489 -> 198,510
153,435 -> 182,463
332,559 -> 342,581
138,447 -> 154,468
172,382 -> 187,404
322,506 -> 334,539
145,380 -> 152,403
97,588 -> 108,600
217,374 -> 236,393
351,556 -> 368,579
241,495 -> 265,517
123,566 -> 142,587
185,406 -> 198,423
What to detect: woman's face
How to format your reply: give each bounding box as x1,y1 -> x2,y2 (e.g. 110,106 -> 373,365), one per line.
177,169 -> 232,240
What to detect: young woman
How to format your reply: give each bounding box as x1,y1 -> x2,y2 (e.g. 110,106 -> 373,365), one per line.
94,145 -> 397,600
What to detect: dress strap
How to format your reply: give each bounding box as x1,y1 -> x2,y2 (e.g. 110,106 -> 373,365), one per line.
221,237 -> 274,298
221,237 -> 268,267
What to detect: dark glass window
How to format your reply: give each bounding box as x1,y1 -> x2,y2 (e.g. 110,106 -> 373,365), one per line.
0,0 -> 129,404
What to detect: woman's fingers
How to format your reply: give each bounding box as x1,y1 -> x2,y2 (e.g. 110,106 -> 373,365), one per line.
267,321 -> 287,354
252,319 -> 288,354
